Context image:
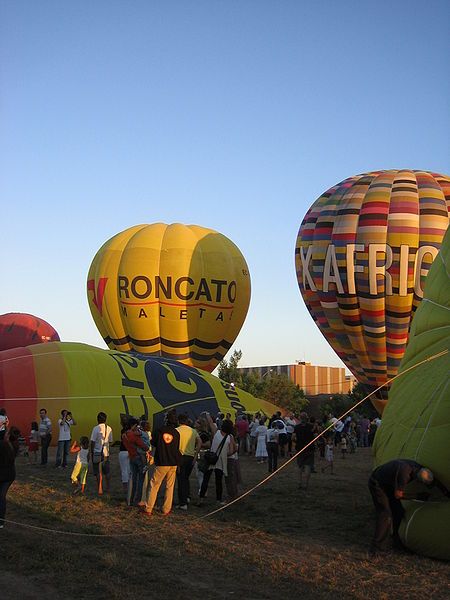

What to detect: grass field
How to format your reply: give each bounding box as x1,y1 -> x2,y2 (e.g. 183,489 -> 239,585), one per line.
2,446 -> 449,600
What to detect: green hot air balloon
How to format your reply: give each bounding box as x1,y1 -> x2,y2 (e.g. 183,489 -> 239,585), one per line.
373,228 -> 450,560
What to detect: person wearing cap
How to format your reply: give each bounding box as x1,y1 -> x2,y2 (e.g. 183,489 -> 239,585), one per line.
368,459 -> 450,555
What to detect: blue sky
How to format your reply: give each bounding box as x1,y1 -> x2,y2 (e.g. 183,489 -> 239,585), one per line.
1,1 -> 449,370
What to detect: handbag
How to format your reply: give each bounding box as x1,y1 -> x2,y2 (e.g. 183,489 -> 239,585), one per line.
203,434 -> 229,466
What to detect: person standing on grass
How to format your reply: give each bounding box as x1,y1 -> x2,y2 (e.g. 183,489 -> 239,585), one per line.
225,420 -> 240,501
348,422 -> 357,454
265,422 -> 279,473
293,412 -> 315,490
198,419 -> 234,506
28,421 -> 40,464
176,413 -> 202,511
358,416 -> 370,447
70,437 -> 90,494
249,412 -> 260,455
144,410 -> 181,516
332,417 -> 344,447
122,418 -> 150,506
340,435 -> 348,459
193,414 -> 216,495
254,417 -> 268,463
138,420 -> 153,506
285,414 -> 297,457
55,409 -> 76,468
90,412 -> 113,495
38,408 -> 52,465
321,438 -> 334,474
215,412 -> 224,430
118,421 -> 131,497
272,418 -> 288,458
235,414 -> 250,455
0,426 -> 20,529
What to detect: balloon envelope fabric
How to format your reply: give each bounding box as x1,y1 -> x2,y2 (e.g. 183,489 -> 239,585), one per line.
295,170 -> 450,412
0,341 -> 279,442
0,312 -> 60,352
373,227 -> 450,560
87,223 -> 251,373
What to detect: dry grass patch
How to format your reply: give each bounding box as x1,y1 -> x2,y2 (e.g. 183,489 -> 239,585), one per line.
1,447 -> 449,599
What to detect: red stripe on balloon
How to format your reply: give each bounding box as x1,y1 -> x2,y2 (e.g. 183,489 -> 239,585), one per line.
0,347 -> 38,436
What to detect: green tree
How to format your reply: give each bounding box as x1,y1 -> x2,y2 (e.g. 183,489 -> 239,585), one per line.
320,393 -> 354,419
217,349 -> 243,387
218,352 -> 308,413
320,382 -> 379,420
345,382 -> 378,418
261,373 -> 308,414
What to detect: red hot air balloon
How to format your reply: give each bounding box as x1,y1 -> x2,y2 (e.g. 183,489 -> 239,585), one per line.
0,313 -> 60,352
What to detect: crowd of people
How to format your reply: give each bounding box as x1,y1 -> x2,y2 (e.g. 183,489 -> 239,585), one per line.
1,404 -> 447,557
0,404 -> 382,526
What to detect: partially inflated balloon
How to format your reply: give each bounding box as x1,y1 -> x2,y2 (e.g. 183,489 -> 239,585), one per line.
373,227 -> 450,560
87,223 -> 251,372
295,170 -> 450,411
0,313 -> 60,352
0,341 -> 277,441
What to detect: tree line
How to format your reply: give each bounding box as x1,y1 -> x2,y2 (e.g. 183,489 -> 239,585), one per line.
217,350 -> 377,418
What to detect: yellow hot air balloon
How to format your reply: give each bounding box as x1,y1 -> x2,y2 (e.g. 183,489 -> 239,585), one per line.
295,170 -> 450,412
87,223 -> 251,372
0,341 -> 279,441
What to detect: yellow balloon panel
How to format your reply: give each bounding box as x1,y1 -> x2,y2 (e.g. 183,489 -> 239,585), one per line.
0,342 -> 277,445
87,223 -> 251,372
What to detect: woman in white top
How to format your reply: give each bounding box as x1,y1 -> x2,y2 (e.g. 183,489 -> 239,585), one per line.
255,417 -> 268,463
199,421 -> 235,504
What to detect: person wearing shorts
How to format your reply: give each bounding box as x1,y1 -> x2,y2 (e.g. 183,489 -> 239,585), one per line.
90,412 -> 113,495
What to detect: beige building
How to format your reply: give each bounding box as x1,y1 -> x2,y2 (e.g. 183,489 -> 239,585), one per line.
238,362 -> 356,396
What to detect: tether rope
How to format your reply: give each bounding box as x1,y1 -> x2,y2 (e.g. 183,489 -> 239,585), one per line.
2,348 -> 448,537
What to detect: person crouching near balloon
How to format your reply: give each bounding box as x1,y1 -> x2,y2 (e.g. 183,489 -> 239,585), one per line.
70,437 -> 90,494
368,459 -> 450,555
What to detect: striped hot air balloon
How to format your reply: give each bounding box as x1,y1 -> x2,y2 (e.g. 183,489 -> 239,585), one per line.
87,223 -> 251,372
295,170 -> 450,412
